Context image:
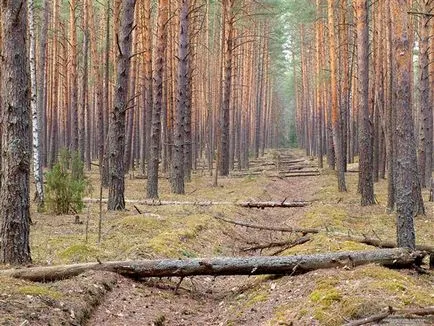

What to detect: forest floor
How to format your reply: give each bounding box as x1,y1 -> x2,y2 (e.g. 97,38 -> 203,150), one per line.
0,149 -> 433,326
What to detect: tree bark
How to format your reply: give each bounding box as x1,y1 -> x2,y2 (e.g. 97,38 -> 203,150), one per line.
28,0 -> 45,208
81,0 -> 90,170
219,0 -> 234,176
417,1 -> 433,188
391,0 -> 425,249
147,0 -> 168,198
37,0 -> 50,168
0,0 -> 32,264
101,0 -> 111,187
69,0 -> 79,154
327,0 -> 346,191
171,0 -> 189,194
107,0 -> 136,210
356,0 -> 375,205
0,248 -> 423,282
140,0 -> 153,175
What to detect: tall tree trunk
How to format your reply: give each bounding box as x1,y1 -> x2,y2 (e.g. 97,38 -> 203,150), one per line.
0,0 -> 32,264
356,0 -> 375,205
88,0 -> 104,176
48,0 -> 59,168
140,0 -> 153,175
219,0 -> 234,176
28,0 -> 44,208
385,0 -> 396,211
316,0 -> 324,169
123,24 -> 138,173
70,0 -> 79,154
147,0 -> 168,198
37,0 -> 50,168
417,2 -> 433,188
82,0 -> 90,170
171,0 -> 190,194
107,0 -> 136,210
101,0 -> 111,187
391,0 -> 425,249
328,0 -> 346,191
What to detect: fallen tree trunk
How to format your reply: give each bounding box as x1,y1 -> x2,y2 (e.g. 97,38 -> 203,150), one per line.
83,198 -> 309,208
228,171 -> 320,178
236,201 -> 309,208
84,198 -> 233,205
0,248 -> 423,282
213,215 -> 320,234
279,172 -> 320,177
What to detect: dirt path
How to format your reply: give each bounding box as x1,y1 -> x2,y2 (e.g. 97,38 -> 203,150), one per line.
87,173 -> 321,325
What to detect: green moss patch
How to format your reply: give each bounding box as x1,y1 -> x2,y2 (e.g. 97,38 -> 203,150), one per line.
18,285 -> 62,299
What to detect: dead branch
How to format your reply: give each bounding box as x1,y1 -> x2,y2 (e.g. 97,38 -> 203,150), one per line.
271,236 -> 312,256
214,215 -> 319,234
334,234 -> 434,253
242,235 -> 311,252
344,308 -> 393,326
344,306 -> 434,326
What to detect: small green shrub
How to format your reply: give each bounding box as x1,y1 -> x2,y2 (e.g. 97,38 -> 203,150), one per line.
45,149 -> 89,215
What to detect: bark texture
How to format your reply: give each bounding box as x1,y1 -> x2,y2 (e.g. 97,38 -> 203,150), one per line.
356,0 -> 375,205
391,0 -> 424,249
28,0 -> 44,207
171,0 -> 189,194
0,0 -> 32,264
147,0 -> 168,199
0,248 -> 423,282
327,0 -> 346,192
107,0 -> 136,210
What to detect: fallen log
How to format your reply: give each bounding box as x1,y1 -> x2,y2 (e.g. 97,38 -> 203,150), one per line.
213,215 -> 320,234
84,198 -> 233,206
0,248 -> 423,282
236,201 -> 309,208
83,198 -> 309,208
228,172 -> 320,178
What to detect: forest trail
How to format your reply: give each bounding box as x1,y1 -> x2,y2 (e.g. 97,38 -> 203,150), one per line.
85,149 -> 434,325
87,152 -> 321,325
1,150 -> 432,325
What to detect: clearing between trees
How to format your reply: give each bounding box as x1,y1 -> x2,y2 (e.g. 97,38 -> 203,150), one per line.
0,150 -> 433,325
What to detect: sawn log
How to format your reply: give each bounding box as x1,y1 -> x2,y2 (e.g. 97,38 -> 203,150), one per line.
0,248 -> 424,282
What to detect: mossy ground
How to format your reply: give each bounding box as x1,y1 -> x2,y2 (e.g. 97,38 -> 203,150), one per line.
1,151 -> 433,325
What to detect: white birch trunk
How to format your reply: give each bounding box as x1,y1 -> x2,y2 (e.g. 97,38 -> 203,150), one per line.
28,0 -> 44,207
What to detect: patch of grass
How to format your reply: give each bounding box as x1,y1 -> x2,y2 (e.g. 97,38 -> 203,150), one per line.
18,285 -> 62,299
309,278 -> 342,309
59,244 -> 100,263
245,291 -> 269,307
302,205 -> 348,229
280,233 -> 370,255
